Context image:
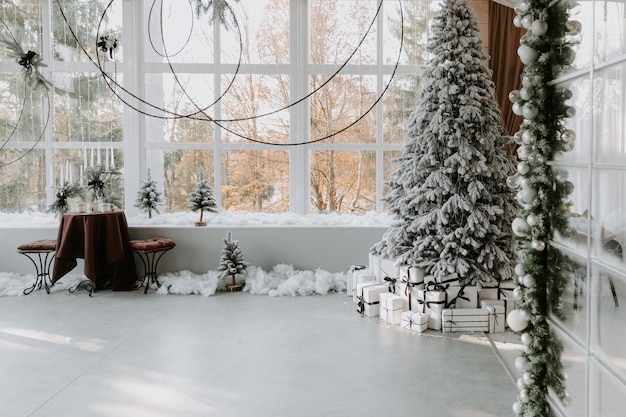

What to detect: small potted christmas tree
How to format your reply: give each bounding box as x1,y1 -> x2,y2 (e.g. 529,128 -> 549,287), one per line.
135,170 -> 162,219
187,171 -> 217,226
217,231 -> 248,292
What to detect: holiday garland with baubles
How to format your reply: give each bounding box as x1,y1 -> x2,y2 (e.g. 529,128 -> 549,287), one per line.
372,0 -> 517,288
506,0 -> 582,415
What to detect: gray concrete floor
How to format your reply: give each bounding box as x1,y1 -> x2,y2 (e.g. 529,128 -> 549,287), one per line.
0,290 -> 517,417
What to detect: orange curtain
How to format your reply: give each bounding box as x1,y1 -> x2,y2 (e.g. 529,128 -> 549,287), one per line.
488,1 -> 525,138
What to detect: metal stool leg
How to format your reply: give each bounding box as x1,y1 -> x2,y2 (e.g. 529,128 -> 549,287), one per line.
20,251 -> 54,295
68,279 -> 94,296
134,248 -> 171,293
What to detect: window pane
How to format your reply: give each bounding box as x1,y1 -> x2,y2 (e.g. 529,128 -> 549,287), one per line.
0,149 -> 45,211
310,75 -> 376,144
144,0 -> 214,63
221,74 -> 290,144
221,150 -> 289,213
150,149 -> 214,213
54,73 -> 123,144
310,149 -> 375,213
383,74 -> 423,144
221,0 -> 289,65
383,0 -> 431,65
310,0 -> 377,65
53,0 -> 122,62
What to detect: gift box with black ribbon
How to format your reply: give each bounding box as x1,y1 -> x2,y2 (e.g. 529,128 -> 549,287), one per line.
347,265 -> 367,298
380,257 -> 400,285
480,301 -> 505,333
396,265 -> 426,310
368,253 -> 382,282
415,289 -> 446,330
379,292 -> 408,325
444,285 -> 478,309
352,271 -> 376,303
356,282 -> 388,317
441,308 -> 489,333
401,311 -> 428,333
478,279 -> 516,322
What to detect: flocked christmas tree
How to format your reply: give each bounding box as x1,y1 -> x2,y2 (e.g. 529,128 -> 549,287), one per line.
372,0 -> 517,287
187,171 -> 217,226
134,170 -> 162,219
217,231 -> 248,292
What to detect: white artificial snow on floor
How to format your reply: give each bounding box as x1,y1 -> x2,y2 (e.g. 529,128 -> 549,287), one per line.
0,264 -> 347,298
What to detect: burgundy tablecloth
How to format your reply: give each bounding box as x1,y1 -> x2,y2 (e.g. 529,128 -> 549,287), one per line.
52,211 -> 137,291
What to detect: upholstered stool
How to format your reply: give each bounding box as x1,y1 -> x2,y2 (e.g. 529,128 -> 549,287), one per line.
17,239 -> 57,295
128,237 -> 176,293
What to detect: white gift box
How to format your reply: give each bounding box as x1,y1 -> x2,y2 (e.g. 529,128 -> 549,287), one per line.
356,282 -> 388,317
441,308 -> 489,333
401,311 -> 428,332
478,280 -> 517,322
424,273 -> 460,286
369,253 -> 382,282
397,265 -> 426,309
347,265 -> 367,297
415,289 -> 446,330
380,257 -> 400,281
379,293 -> 408,325
352,271 -> 376,303
445,285 -> 478,309
481,302 -> 506,333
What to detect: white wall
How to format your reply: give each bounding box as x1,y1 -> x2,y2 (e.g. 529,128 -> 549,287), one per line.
2,226 -> 386,275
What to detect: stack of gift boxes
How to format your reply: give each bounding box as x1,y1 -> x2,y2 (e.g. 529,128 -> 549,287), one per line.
348,255 -> 516,334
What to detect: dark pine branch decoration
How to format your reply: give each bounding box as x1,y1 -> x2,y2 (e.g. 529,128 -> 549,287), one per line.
84,165 -> 122,208
506,0 -> 582,415
96,35 -> 119,59
194,0 -> 240,30
47,182 -> 86,218
0,34 -> 51,91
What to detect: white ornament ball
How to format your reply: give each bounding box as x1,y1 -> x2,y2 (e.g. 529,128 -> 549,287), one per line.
519,388 -> 529,402
520,187 -> 537,204
512,217 -> 530,237
516,377 -> 526,390
522,372 -> 533,385
520,86 -> 535,101
515,264 -> 525,277
531,240 -> 546,251
508,309 -> 530,332
509,90 -> 521,103
561,87 -> 573,100
566,106 -> 577,117
513,15 -> 523,28
563,180 -> 575,195
522,103 -> 539,120
512,101 -> 524,116
520,309 -> 532,321
521,15 -> 533,29
513,287 -> 524,300
522,130 -> 536,144
517,161 -> 530,175
515,355 -> 529,372
554,169 -> 568,183
528,152 -> 545,165
507,174 -> 521,189
531,19 -> 549,36
562,141 -> 575,152
517,145 -> 530,160
523,274 -> 536,288
562,393 -> 572,407
568,20 -> 582,35
526,213 -> 538,226
515,1 -> 529,14
518,45 -> 538,65
512,401 -> 522,415
522,74 -> 540,88
561,129 -> 576,143
521,332 -> 533,346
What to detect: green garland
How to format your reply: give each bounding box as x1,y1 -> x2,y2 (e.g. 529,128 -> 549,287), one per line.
84,165 -> 122,208
47,182 -> 86,218
0,34 -> 51,91
506,0 -> 581,415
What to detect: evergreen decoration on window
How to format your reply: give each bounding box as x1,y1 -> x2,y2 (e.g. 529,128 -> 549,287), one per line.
84,165 -> 122,208
194,0 -> 240,31
188,171 -> 217,226
506,0 -> 581,415
0,34 -> 51,91
96,35 -> 119,59
217,231 -> 248,292
47,182 -> 86,218
371,0 -> 517,288
134,169 -> 162,219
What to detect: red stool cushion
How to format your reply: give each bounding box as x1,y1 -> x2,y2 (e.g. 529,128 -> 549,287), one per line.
18,239 -> 57,252
128,237 -> 176,253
